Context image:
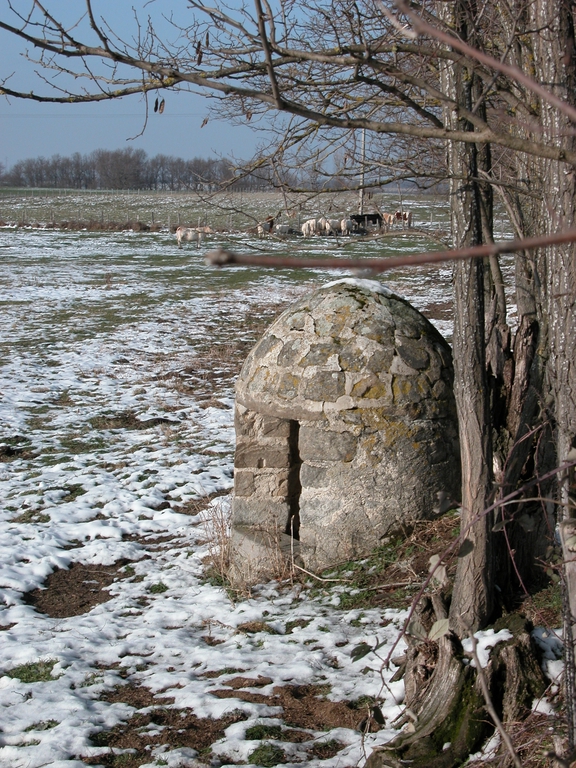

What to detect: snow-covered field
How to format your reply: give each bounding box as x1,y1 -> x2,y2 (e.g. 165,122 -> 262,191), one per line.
0,219 -> 528,768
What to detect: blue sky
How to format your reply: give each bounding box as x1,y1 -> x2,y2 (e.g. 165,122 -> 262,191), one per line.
0,2 -> 263,168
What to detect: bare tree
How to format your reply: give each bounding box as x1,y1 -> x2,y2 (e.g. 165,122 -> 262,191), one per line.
2,0 -> 575,763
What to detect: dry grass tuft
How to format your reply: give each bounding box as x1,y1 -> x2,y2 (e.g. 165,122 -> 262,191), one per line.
199,500 -> 233,587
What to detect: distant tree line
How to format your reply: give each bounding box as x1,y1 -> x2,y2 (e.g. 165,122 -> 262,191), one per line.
0,148 -> 279,191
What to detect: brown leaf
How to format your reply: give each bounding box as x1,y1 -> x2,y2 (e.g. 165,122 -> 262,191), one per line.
158,98 -> 165,114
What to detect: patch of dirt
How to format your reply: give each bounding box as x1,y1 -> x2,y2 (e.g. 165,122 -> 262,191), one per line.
90,411 -> 179,431
420,299 -> 453,323
81,682 -> 360,766
0,439 -> 35,461
121,531 -> 176,546
100,683 -> 175,708
237,620 -> 278,634
310,739 -> 347,758
224,675 -> 273,689
202,634 -> 226,646
201,668 -> 247,679
82,707 -> 248,767
211,683 -> 378,732
172,490 -> 230,517
24,560 -> 131,618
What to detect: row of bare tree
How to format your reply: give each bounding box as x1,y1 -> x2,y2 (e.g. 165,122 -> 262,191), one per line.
0,148 -> 283,191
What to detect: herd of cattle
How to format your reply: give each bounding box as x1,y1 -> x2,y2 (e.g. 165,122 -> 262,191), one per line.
175,209 -> 412,248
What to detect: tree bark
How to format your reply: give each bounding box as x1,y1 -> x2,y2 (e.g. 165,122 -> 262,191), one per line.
442,0 -> 496,638
528,0 -> 576,746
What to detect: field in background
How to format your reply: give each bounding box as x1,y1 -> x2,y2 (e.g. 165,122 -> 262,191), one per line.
0,188 -> 455,234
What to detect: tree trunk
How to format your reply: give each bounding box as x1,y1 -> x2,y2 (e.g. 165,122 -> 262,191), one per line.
366,5 -> 500,764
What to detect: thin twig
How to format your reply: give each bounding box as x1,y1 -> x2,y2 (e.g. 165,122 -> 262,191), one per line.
357,580 -> 419,592
393,0 -> 576,125
292,563 -> 352,583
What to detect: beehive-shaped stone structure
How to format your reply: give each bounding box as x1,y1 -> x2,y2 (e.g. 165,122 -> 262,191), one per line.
231,278 -> 460,582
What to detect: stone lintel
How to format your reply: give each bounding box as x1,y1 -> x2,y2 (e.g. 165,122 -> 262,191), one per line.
236,391 -> 325,421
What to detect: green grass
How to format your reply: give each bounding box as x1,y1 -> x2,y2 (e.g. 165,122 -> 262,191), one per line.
6,659 -> 59,683
79,672 -> 104,688
147,582 -> 168,594
520,581 -> 563,627
284,618 -> 311,633
24,720 -> 58,732
245,724 -> 283,740
13,510 -> 50,524
248,743 -> 287,766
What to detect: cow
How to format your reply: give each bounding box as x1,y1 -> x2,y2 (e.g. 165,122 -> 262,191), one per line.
273,223 -> 290,235
257,216 -> 275,237
395,210 -> 413,228
341,218 -> 355,235
350,213 -> 383,230
176,226 -> 205,249
381,212 -> 395,230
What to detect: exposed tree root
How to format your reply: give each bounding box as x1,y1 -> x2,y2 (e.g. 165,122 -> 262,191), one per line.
366,608 -> 546,768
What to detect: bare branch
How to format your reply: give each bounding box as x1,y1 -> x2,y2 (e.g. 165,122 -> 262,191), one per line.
206,228 -> 576,272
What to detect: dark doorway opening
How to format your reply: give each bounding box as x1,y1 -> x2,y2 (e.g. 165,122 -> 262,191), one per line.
286,420 -> 302,539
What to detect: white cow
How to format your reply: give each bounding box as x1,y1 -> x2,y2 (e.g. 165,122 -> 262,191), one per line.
176,226 -> 205,249
274,223 -> 290,235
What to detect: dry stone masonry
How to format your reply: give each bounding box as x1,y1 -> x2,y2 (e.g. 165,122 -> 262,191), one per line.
230,278 -> 460,582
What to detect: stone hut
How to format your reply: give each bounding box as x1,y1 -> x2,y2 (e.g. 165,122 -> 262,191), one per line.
230,278 -> 460,582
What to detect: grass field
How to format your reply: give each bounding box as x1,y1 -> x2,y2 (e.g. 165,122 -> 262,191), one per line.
0,193 -> 552,768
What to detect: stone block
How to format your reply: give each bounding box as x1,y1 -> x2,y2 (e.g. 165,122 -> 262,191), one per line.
259,415 -> 292,438
300,463 -> 330,488
232,497 -> 290,527
302,371 -> 345,402
234,469 -> 255,496
228,526 -> 301,585
235,441 -> 291,469
299,426 -> 356,462
396,336 -> 430,370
